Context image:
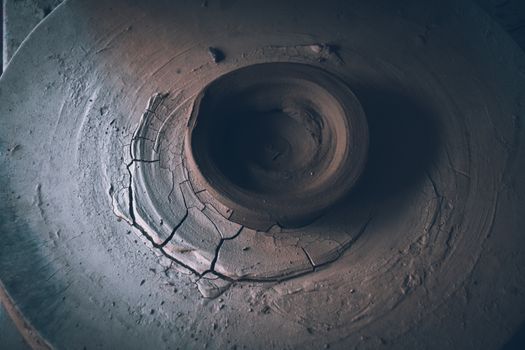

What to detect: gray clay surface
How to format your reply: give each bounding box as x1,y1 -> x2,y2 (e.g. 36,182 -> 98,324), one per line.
2,0 -> 63,70
1,0 -> 525,349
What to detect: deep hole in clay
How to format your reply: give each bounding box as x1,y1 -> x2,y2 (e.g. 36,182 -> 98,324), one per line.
209,98 -> 330,195
185,63 -> 369,229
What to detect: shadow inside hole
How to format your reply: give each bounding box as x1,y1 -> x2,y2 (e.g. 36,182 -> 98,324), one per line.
210,107 -> 315,194
318,84 -> 441,225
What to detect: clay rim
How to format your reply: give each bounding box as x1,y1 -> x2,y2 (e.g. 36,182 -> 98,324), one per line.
184,62 -> 369,228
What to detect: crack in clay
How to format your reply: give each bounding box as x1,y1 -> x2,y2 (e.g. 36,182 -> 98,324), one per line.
201,226 -> 244,277
120,95 -> 207,276
130,158 -> 160,163
158,182 -> 191,247
120,94 -> 238,278
306,215 -> 374,270
166,169 -> 177,203
1,1 -> 524,348
117,91 -> 374,284
124,159 -> 202,276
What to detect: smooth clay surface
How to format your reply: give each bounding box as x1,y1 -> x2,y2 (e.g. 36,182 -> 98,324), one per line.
1,0 -> 525,349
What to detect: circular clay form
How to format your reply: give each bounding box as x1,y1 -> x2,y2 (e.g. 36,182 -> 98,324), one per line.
185,63 -> 369,230
2,1 -> 525,349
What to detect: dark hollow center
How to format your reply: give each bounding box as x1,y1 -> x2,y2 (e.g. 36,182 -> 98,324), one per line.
209,106 -> 324,194
186,63 -> 369,229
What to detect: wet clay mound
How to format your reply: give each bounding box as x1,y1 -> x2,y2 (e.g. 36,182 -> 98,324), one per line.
0,0 -> 524,349
185,62 -> 369,230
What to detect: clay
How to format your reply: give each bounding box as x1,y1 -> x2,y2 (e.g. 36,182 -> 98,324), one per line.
116,89 -> 366,281
0,0 -> 524,349
185,62 -> 368,229
2,0 -> 63,69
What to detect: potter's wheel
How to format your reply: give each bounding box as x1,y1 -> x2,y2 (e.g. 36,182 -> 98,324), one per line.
1,0 -> 524,349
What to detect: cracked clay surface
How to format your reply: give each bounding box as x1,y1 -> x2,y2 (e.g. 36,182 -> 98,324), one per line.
112,91 -> 371,283
1,0 -> 525,349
